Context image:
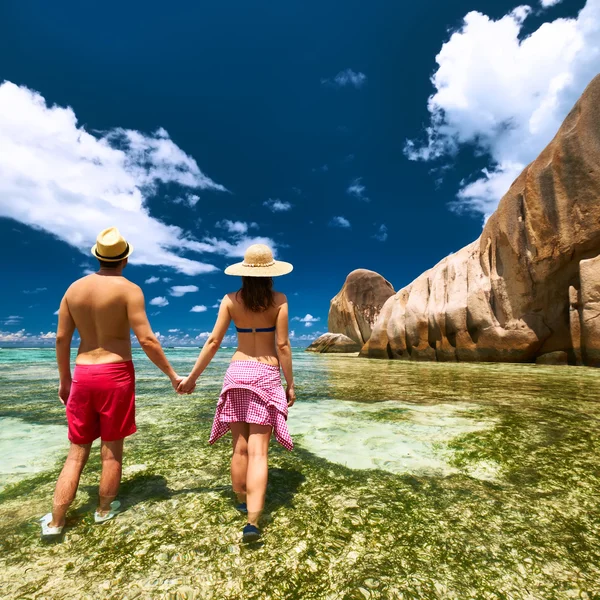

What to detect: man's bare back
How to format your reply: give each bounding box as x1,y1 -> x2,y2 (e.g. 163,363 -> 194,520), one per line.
65,273 -> 139,365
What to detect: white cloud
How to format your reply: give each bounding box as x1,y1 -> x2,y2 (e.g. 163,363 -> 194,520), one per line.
0,81 -> 233,275
168,328 -> 180,333
2,315 -> 22,326
405,0 -> 600,220
169,285 -> 199,297
53,309 -> 59,315
329,216 -> 351,228
263,198 -> 292,212
162,277 -> 171,282
211,302 -> 221,308
0,329 -> 58,344
322,69 -> 368,88
347,177 -> 369,201
541,0 -> 563,7
186,235 -> 278,258
216,220 -> 257,235
145,276 -> 160,284
150,296 -> 169,307
293,314 -> 321,328
174,193 -> 200,207
190,305 -> 207,312
23,287 -> 47,294
373,224 -> 388,242
83,269 -> 96,276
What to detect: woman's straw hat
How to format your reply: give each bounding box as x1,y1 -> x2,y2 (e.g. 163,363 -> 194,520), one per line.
91,227 -> 134,262
224,244 -> 293,277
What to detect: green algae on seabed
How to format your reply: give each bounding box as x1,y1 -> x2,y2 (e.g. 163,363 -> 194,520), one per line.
0,349 -> 600,599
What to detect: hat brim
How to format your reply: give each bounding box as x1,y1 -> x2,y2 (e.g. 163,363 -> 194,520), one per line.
224,260 -> 293,277
91,243 -> 134,262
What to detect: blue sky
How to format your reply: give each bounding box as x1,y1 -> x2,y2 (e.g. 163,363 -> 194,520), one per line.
0,0 -> 596,346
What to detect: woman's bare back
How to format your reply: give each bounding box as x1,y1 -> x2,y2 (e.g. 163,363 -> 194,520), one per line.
228,290 -> 286,366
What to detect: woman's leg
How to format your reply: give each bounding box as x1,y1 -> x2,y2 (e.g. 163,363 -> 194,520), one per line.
230,422 -> 249,503
246,424 -> 272,527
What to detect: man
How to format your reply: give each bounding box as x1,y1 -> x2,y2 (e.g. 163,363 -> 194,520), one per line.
40,227 -> 186,537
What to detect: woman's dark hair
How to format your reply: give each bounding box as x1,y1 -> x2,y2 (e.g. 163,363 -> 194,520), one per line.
237,276 -> 275,312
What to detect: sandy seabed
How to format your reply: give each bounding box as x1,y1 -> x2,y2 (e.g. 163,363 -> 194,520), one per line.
1,348 -> 599,599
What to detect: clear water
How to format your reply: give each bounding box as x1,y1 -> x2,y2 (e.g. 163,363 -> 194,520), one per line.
1,348 -> 599,599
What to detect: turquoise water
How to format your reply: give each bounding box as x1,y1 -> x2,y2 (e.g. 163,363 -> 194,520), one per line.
1,348 -> 599,599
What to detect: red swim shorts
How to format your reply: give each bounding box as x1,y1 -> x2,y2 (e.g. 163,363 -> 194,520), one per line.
66,361 -> 136,445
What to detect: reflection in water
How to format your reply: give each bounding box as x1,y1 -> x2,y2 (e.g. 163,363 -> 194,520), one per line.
0,348 -> 599,598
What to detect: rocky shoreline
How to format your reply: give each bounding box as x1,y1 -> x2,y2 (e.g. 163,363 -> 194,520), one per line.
309,74 -> 600,367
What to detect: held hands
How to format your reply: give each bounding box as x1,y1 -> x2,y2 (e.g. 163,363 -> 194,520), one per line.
177,375 -> 197,395
170,374 -> 184,393
286,384 -> 296,407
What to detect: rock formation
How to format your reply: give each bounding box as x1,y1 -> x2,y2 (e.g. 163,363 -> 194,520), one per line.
306,333 -> 362,353
308,269 -> 395,353
362,74 -> 600,366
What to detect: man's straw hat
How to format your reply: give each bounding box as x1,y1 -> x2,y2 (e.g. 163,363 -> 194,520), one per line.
224,244 -> 293,277
91,227 -> 134,262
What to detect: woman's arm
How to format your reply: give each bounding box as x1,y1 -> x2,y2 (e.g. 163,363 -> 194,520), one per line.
275,299 -> 295,407
178,296 -> 232,393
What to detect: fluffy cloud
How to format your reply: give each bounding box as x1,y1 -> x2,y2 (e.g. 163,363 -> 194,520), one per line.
322,69 -> 368,88
185,235 -> 278,258
169,285 -> 199,297
373,224 -> 388,242
405,0 -> 600,220
541,0 -> 563,6
150,296 -> 169,307
216,220 -> 257,235
168,328 -> 180,333
347,177 -> 369,201
0,81 -> 233,275
173,193 -> 200,207
263,198 -> 292,212
145,276 -> 160,284
0,329 -> 57,344
329,216 -> 351,228
190,305 -> 207,312
293,314 -> 321,327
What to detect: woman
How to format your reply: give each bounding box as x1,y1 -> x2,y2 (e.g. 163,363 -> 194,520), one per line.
178,244 -> 295,543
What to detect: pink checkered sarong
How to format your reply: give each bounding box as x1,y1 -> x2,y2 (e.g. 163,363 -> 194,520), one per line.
209,360 -> 293,450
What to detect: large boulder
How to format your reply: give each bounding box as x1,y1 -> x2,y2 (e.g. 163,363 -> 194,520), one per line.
362,74 -> 600,366
306,333 -> 362,353
328,269 -> 395,345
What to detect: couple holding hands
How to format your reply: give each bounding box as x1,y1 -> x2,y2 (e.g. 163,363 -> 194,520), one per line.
42,227 -> 295,544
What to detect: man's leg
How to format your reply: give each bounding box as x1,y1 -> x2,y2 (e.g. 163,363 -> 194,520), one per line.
97,439 -> 124,515
246,424 -> 272,527
230,422 -> 249,504
51,442 -> 93,528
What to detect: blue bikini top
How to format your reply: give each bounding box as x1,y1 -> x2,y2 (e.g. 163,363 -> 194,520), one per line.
235,325 -> 276,333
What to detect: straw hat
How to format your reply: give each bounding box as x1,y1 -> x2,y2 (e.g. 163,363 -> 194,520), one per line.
224,244 -> 293,277
91,227 -> 134,262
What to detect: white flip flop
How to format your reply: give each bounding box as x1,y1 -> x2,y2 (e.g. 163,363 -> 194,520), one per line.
40,513 -> 63,537
94,500 -> 121,524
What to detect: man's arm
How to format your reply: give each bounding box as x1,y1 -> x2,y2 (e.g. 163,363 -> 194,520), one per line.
56,295 -> 76,405
177,296 -> 231,393
127,286 -> 181,389
275,298 -> 295,407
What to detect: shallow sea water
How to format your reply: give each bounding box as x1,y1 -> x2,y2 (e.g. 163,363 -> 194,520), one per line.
0,348 -> 599,599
